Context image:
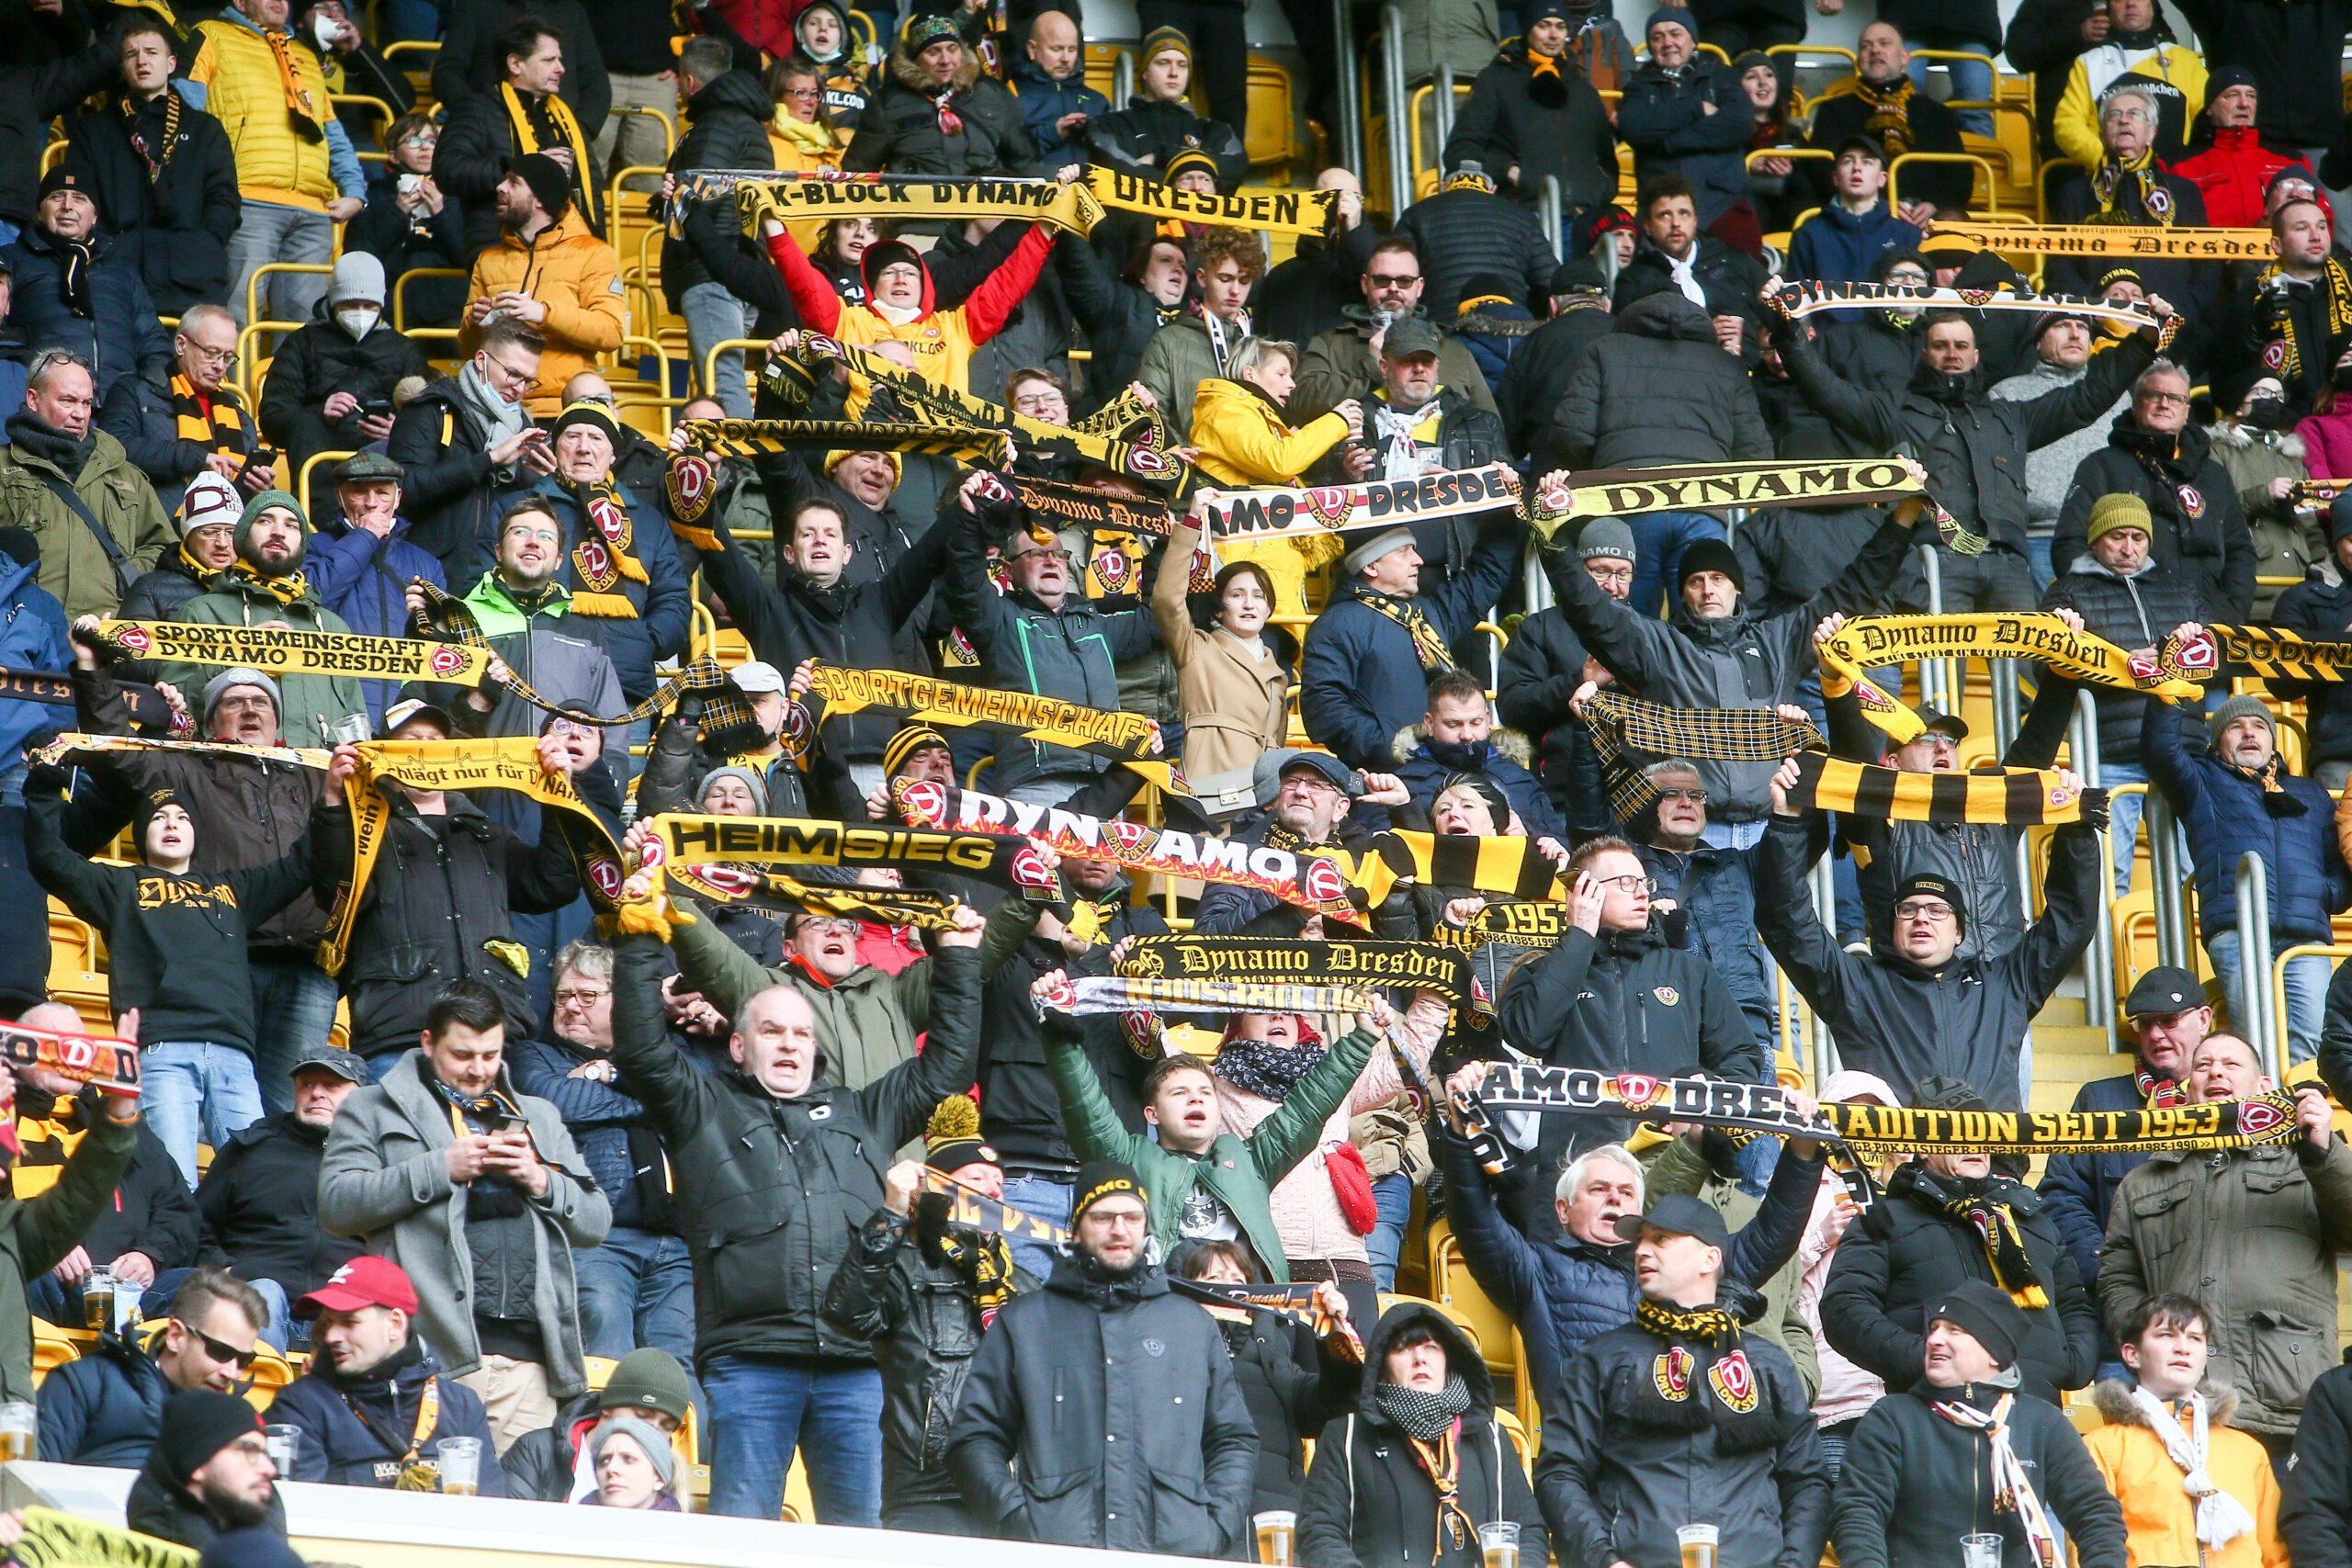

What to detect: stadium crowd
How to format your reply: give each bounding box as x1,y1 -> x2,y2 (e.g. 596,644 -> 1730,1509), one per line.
10,1 -> 2352,1568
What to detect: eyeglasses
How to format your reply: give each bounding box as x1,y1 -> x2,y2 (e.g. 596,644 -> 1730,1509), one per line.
795,917 -> 862,939
180,340 -> 239,367
505,526 -> 560,544
575,392 -> 617,408
483,355 -> 541,391
1653,787 -> 1708,804
2138,389 -> 2190,407
176,1320 -> 260,1371
1591,874 -> 1658,894
1895,900 -> 1956,922
553,987 -> 610,1008
784,85 -> 822,100
2103,107 -> 2153,124
27,348 -> 89,378
399,132 -> 437,148
1012,547 -> 1073,565
1011,392 -> 1066,412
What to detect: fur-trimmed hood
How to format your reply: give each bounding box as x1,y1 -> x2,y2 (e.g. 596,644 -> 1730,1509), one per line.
2208,418 -> 2306,463
2092,1376 -> 2243,1428
889,43 -> 982,96
1391,723 -> 1535,768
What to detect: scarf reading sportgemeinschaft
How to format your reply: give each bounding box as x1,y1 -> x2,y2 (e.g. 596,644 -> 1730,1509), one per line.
1893,1164 -> 2048,1307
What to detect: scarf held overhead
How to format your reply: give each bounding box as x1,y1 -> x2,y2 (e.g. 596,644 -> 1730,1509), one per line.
1767,277 -> 2165,330
1579,687 -> 1824,821
1819,614 -> 2206,742
640,810 -> 1063,905
1938,221 -> 2267,259
716,170 -> 1106,238
96,617 -> 494,684
1786,750 -> 2089,825
805,662 -> 1180,791
1115,933 -> 1470,1001
1197,464 -> 1525,545
1037,973 -> 1380,1018
1083,166 -> 1340,237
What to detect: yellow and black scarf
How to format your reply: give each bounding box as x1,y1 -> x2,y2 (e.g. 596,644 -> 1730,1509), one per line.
261,26 -> 326,141
2255,254 -> 2352,386
1786,750 -> 2094,828
1627,1297 -> 1780,1446
2137,1066 -> 2185,1108
2089,150 -> 2178,227
170,373 -> 245,460
1852,75 -> 1918,159
122,89 -> 182,178
1894,1164 -> 2048,1307
1351,587 -> 1453,671
228,558 -> 311,607
1634,1298 -> 1743,1348
569,480 -> 650,619
500,82 -> 601,231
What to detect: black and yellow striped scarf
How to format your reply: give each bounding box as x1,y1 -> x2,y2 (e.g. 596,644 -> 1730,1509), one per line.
123,89 -> 181,178
171,374 -> 245,458
1352,829 -> 1567,910
1849,74 -> 1918,159
570,480 -> 650,619
228,559 -> 311,607
1893,1163 -> 2049,1308
500,82 -> 601,231
2255,256 -> 2352,387
1351,588 -> 1453,671
1786,750 -> 2089,826
2089,150 -> 2178,227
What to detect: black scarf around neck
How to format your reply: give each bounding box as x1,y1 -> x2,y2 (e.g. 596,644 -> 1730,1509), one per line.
6,412 -> 95,478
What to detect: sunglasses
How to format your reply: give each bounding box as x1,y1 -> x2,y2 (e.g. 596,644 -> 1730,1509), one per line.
178,1319 -> 260,1371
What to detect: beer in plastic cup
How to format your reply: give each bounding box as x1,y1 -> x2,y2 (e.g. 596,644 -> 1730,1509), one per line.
0,1401 -> 35,1462
264,1424 -> 299,1477
1254,1509 -> 1296,1564
436,1436 -> 481,1495
82,1267 -> 114,1333
1478,1519 -> 1521,1568
1677,1523 -> 1719,1568
1962,1533 -> 2003,1568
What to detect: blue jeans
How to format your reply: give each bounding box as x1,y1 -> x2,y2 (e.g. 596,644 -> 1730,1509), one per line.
1905,37 -> 1996,136
682,282 -> 758,418
0,220 -> 20,250
224,200 -> 334,329
704,1356 -> 883,1523
248,1278 -> 295,1352
2101,761 -> 2149,896
1365,1171 -> 1413,1292
248,956 -> 340,1117
1627,511 -> 1724,620
574,1226 -> 697,1364
141,1043 -> 266,1189
1000,1172 -> 1074,1281
2207,929 -> 2331,1066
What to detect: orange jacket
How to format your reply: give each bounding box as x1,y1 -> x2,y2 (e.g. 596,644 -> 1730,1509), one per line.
460,212 -> 627,416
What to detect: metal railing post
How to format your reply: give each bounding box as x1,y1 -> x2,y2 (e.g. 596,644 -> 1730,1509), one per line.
2234,852 -> 2276,1072
1333,6 -> 1363,177
1990,659 -> 2019,758
2147,791 -> 2188,971
1435,63 -> 1456,152
1523,537 -> 1553,615
1914,545 -> 1947,709
1113,51 -> 1135,111
1383,7 -> 1410,219
1806,847 -> 1840,1089
2067,690 -> 2114,1032
1541,176 -> 1566,263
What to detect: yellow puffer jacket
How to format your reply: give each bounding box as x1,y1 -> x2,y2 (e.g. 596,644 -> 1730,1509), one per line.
460,212 -> 628,416
1190,376 -> 1352,617
2081,1381 -> 2287,1568
191,17 -> 337,209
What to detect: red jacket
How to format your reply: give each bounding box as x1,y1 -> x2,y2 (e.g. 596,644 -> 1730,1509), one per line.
2175,127 -> 2311,231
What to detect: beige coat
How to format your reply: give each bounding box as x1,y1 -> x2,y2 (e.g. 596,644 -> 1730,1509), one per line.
1151,521 -> 1292,796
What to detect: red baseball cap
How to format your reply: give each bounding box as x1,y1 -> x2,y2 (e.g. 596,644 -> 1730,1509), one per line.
295,1255 -> 420,1319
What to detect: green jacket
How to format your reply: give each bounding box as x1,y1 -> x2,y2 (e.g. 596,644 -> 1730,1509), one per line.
0,1097 -> 136,1401
1045,1016 -> 1375,1281
464,570 -> 571,638
671,892 -> 1035,1091
163,576 -> 368,748
0,432 -> 171,621
1641,1134 -> 1821,1399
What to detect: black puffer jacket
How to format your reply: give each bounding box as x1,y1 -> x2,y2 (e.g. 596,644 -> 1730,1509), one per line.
1613,236 -> 1768,343
846,51 -> 1036,177
308,789 -> 581,1060
1780,315 -> 2154,554
59,90 -> 241,318
2039,556 -> 2209,763
1501,303 -> 1611,472
1083,96 -> 1247,189
1616,56 -> 1755,227
431,0 -> 609,138
1299,1304 -> 1545,1568
1213,1302 -> 1359,1517
2050,417 -> 2256,620
1537,1294 -> 1827,1568
196,1111 -> 364,1300
435,84 -> 605,261
821,1204 -> 1040,1517
948,1250 -> 1260,1553
1493,604 -> 1613,839
1442,41 -> 1620,210
2281,1358 -> 2352,1568
1392,187 -> 1560,321
1052,233 -> 1180,416
1835,1377 -> 2127,1568
96,370 -> 261,513
116,554 -> 210,625
661,69 -> 780,309
387,374 -> 535,578
1821,1164 -> 2101,1406
1552,290 -> 1771,471
35,1328 -> 168,1468
605,930 -> 985,1366
256,310 -> 429,478
2,222 -> 174,402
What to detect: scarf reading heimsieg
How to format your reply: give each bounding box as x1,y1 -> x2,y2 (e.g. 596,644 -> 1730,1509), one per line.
640,811 -> 1064,905
1786,750 -> 2095,827
1115,933 -> 1471,1002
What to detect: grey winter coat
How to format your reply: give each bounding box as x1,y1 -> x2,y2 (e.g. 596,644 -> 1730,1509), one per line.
1986,356 -> 2130,528
317,1049 -> 610,1396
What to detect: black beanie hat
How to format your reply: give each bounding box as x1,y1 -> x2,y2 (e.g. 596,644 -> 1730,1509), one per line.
135,784 -> 198,850
159,1388 -> 264,1484
1925,1278 -> 2030,1369
1438,770 -> 1513,828
1072,1159 -> 1146,1221
1676,537 -> 1745,595
1892,872 -> 1967,935
505,152 -> 572,221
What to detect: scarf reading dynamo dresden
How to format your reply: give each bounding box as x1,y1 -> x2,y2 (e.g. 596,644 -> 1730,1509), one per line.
1819,615 -> 2205,742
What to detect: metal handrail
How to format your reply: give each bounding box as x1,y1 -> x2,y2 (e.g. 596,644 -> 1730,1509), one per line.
1408,82 -> 1477,191
2235,851 -> 2275,1076
1435,63 -> 1456,152
243,265 -> 334,344
1112,51 -> 1136,113
1913,545 -> 1951,710
1333,3 -> 1363,176
296,448 -> 360,514
2067,688 -> 2115,1031
393,267 -> 468,334
1381,6 -> 1409,219
1540,176 -> 1564,263
700,337 -> 771,404
2147,788 -> 2188,970
2274,944 -> 2347,1086
1890,152 -> 2005,214
609,105 -> 677,159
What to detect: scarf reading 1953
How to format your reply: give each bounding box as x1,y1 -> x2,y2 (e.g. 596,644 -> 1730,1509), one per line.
1578,688 -> 1822,821
1931,1393 -> 2064,1568
2257,259 -> 2352,384
1786,750 -> 2094,827
1819,614 -> 2206,743
1115,934 -> 1471,1003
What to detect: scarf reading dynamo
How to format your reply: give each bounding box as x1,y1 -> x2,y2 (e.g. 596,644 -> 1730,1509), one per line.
1115,933 -> 1471,1003
1819,614 -> 2206,742
1449,1063 -> 2303,1173
892,777 -> 1364,923
1037,973 -> 1381,1018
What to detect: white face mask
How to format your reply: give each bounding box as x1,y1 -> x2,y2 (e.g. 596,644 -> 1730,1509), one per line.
335,306 -> 379,340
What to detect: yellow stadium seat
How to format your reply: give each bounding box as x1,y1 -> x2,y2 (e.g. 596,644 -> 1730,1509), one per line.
1426,1220 -> 1519,1399
30,1317 -> 78,1382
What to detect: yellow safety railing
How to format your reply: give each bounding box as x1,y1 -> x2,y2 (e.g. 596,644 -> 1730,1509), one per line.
607,165 -> 670,230
392,267 -> 468,335
1407,81 -> 1476,188
609,105 -> 677,160
40,141 -> 67,175
1908,49 -> 2000,109
331,93 -> 397,143
1890,152 -> 2005,215
700,338 -> 770,404
2272,943 -> 2346,1088
232,321 -> 305,404
622,335 -> 675,399
297,449 -> 359,513
244,265 -> 334,344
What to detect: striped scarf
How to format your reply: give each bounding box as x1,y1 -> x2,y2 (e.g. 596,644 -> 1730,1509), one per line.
1352,829 -> 1566,909
261,26 -> 326,139
1042,974 -> 1378,1018
1351,587 -> 1454,671
1894,1164 -> 2048,1307
2090,150 -> 2177,227
1930,1393 -> 2064,1568
170,374 -> 245,460
1376,1381 -> 1476,1557
1850,74 -> 1919,159
500,82 -> 600,231
1580,689 -> 1821,820
1786,750 -> 2096,827
228,559 -> 311,607
122,90 -> 181,177
2256,256 -> 2352,386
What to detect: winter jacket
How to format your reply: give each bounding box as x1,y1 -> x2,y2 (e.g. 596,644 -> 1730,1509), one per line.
308,788 -> 581,1059
1543,507 -> 1913,820
35,1327 -> 171,1468
255,311 -> 430,479
1442,41 -> 1620,211
59,88 -> 241,318
305,518 -> 449,727
0,1089 -> 135,1401
24,784 -> 309,1056
161,575 -> 368,749
1390,725 -> 1564,841
2096,1132 -> 2352,1438
1835,1377 -> 2127,1568
1493,605 -> 1611,835
0,17 -> 125,232
951,1248 -> 1257,1552
2083,1379 -> 2286,1568
1553,291 -> 1771,474
2270,569 -> 2352,765
660,70 -> 785,308
1755,814 -> 2103,1110
1302,541 -> 1521,768
1046,1004 -> 1377,1282
116,554 -> 209,627
2179,0 -> 2351,147
267,1338 -> 509,1492
0,556 -> 67,766
2143,695 -> 2347,942
2033,1070 -> 2156,1293
12,1092 -> 198,1277
345,166 -> 467,328
1822,1166 -> 2100,1406
2053,37 -> 2208,168
1292,310 -> 1499,428
2205,419 -> 2318,618
2004,0 -> 2102,156
1537,1302 -> 1828,1568
847,52 -> 1036,178
1298,1303 -> 1548,1568
0,224 -> 173,405
196,1111 -> 363,1300
458,212 -> 626,417
941,497 -> 1158,795
387,374 -> 537,582
1612,236 -> 1770,345
820,1204 -> 1039,1517
507,1036 -> 678,1236
318,1049 -> 607,1393
1986,356 -> 2131,530
1081,95 -> 1245,189
432,575 -> 629,750
1188,384 -> 1351,536
431,0 -> 609,143
1808,84 -> 1973,212
1051,233 -> 1180,417
95,370 -> 263,520
1453,304 -> 1539,395
517,477 -> 692,705
187,13 -> 355,211
1615,56 -> 1755,228
1500,304 -> 1611,471
1782,313 -> 2154,556
1729,507 -> 1884,617
2040,555 -> 2208,764
1254,225 -> 1382,350
1818,312 -> 1922,402
1788,201 -> 1926,286
1636,839 -> 1771,1042
769,220 -> 1053,400
2052,417 -> 2256,620
1010,58 -> 1109,167
1150,520 -> 1291,792
1391,188 -> 1558,321
1643,1135 -> 1821,1394
605,929 -> 986,1366
2177,125 -> 2312,230
2300,410 -> 2352,484
1135,312 -> 1239,441
2280,1357 -> 2352,1568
